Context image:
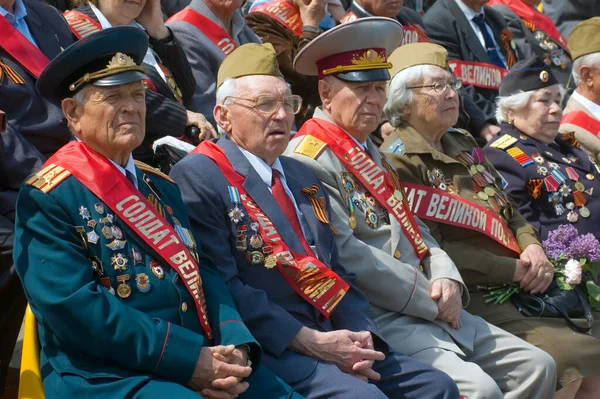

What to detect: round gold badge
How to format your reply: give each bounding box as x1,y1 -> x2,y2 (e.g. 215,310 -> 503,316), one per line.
539,70 -> 549,83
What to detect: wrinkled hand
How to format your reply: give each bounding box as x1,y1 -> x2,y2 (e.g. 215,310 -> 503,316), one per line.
479,123 -> 501,142
519,244 -> 554,294
137,0 -> 169,39
188,345 -> 251,398
296,0 -> 327,28
187,110 -> 218,142
431,278 -> 462,329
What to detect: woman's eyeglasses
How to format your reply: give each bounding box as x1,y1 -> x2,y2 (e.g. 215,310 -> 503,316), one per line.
407,78 -> 463,93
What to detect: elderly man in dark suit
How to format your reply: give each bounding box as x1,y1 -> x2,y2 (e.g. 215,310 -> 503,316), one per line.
424,0 -> 521,141
170,41 -> 460,399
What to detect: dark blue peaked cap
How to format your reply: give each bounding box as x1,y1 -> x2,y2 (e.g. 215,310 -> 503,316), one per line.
37,26 -> 149,100
499,55 -> 559,97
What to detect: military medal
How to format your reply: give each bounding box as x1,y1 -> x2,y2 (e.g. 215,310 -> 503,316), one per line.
586,188 -> 594,196
544,175 -> 560,192
111,226 -> 124,240
106,239 -> 126,251
107,214 -> 114,223
150,260 -> 164,279
87,220 -> 97,229
532,153 -> 544,165
347,196 -> 357,229
536,166 -> 549,176
102,225 -> 113,239
567,210 -> 579,223
566,167 -> 580,182
548,162 -> 558,170
340,172 -> 355,192
559,184 -> 572,197
586,173 -> 595,181
131,248 -> 144,265
574,182 -> 585,192
477,191 -> 489,201
228,186 -> 245,223
86,229 -> 100,244
90,256 -> 104,276
247,251 -> 264,265
365,208 -> 378,228
229,206 -> 244,224
135,273 -> 151,293
236,225 -> 248,251
249,222 -> 263,248
363,193 -> 376,207
262,246 -> 277,269
79,206 -> 91,220
100,277 -> 115,295
94,203 -> 105,215
111,253 -> 128,271
580,206 -> 591,218
75,226 -> 88,250
116,274 -> 132,299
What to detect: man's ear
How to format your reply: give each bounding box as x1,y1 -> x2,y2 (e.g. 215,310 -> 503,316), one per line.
214,104 -> 232,135
580,65 -> 594,87
318,79 -> 333,110
62,98 -> 83,135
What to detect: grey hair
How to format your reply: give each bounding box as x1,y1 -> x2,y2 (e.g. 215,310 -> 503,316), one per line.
495,90 -> 534,123
384,65 -> 440,127
572,52 -> 600,86
64,86 -> 92,135
215,78 -> 238,135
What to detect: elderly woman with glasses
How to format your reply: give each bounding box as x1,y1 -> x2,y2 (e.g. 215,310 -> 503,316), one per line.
382,44 -> 600,398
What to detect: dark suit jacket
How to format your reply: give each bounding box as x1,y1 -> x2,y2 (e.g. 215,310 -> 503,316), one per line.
542,0 -> 600,37
170,137 -> 386,383
424,0 -> 522,128
161,0 -> 192,18
72,5 -> 195,165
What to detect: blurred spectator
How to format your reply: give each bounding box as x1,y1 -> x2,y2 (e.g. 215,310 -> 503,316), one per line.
424,0 -> 520,142
541,0 -> 600,38
41,0 -> 68,10
161,0 -> 190,18
490,0 -> 572,91
167,0 -> 260,128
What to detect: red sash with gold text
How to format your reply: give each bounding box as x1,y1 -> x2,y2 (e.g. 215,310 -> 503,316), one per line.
401,24 -> 430,45
403,182 -> 520,254
0,16 -> 50,78
297,119 -> 429,260
448,60 -> 508,90
192,141 -> 349,318
251,0 -> 303,37
167,9 -> 238,56
46,141 -> 213,339
561,111 -> 600,137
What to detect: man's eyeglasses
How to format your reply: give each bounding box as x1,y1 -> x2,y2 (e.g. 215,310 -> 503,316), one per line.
224,95 -> 303,115
407,78 -> 463,93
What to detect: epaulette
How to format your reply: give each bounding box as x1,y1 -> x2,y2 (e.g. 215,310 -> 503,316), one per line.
293,135 -> 327,159
447,127 -> 468,135
25,164 -> 71,194
489,134 -> 518,150
134,160 -> 176,184
385,138 -> 405,155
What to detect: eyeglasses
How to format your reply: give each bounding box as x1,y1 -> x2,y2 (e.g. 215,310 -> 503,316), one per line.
224,95 -> 303,115
407,78 -> 463,93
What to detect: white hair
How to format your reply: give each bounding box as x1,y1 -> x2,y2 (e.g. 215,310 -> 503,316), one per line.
384,65 -> 440,127
572,52 -> 600,86
72,85 -> 91,104
215,78 -> 238,135
495,90 -> 534,123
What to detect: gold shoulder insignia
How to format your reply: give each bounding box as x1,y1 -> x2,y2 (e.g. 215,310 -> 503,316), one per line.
25,164 -> 71,194
489,134 -> 518,150
134,160 -> 176,184
294,135 -> 327,159
447,128 -> 468,135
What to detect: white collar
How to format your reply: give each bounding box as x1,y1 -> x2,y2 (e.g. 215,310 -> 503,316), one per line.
89,2 -> 144,31
571,90 -> 600,120
313,107 -> 369,150
237,145 -> 285,187
454,0 -> 484,21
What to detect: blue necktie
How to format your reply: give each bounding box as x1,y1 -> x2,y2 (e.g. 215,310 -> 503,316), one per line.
472,14 -> 507,69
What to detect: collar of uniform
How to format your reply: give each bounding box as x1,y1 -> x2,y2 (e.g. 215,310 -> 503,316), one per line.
193,0 -> 247,40
110,155 -> 138,188
0,0 -> 28,21
571,90 -> 600,121
313,107 -> 368,150
391,124 -> 464,162
236,144 -> 285,187
453,0 -> 484,21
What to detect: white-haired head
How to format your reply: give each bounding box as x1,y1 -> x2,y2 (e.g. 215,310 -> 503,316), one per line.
572,52 -> 600,87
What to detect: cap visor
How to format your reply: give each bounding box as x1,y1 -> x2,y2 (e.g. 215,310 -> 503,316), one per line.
334,69 -> 390,82
92,71 -> 148,88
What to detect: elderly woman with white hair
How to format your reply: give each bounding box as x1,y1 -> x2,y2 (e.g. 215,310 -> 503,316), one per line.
382,44 -> 600,398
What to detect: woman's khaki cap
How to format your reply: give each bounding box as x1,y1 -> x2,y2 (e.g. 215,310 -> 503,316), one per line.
388,43 -> 449,79
217,43 -> 284,87
568,17 -> 600,60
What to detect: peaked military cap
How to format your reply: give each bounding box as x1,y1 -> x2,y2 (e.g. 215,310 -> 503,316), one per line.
293,17 -> 403,82
37,26 -> 148,100
388,43 -> 449,78
568,17 -> 600,60
217,43 -> 284,88
499,55 -> 559,97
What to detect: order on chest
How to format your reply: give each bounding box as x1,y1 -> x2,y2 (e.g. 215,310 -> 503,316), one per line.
339,171 -> 389,230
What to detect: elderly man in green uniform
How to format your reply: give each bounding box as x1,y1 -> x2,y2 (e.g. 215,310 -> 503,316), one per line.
13,26 -> 300,399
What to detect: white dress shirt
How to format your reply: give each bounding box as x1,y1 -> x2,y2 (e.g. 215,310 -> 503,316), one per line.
110,155 -> 138,189
571,90 -> 600,120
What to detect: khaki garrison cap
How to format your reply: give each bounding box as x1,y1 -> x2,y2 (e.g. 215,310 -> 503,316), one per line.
568,17 -> 600,60
217,43 -> 284,88
388,43 -> 449,78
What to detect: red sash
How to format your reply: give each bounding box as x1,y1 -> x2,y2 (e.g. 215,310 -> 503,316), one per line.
192,142 -> 349,318
0,16 -> 50,78
403,182 -> 521,254
401,24 -> 430,45
46,141 -> 213,339
561,111 -> 600,136
251,0 -> 303,37
297,119 -> 429,260
167,9 -> 238,56
448,60 -> 508,90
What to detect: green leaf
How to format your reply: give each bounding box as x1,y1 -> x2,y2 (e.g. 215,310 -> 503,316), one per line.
585,280 -> 600,302
588,296 -> 600,313
556,276 -> 575,291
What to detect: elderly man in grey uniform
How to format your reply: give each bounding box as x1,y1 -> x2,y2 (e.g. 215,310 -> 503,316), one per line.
167,0 -> 260,128
285,17 -> 557,399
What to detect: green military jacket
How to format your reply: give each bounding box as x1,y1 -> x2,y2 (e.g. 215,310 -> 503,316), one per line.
381,124 -> 541,287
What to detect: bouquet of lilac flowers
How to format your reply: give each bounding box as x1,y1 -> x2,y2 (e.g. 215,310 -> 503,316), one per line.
483,224 -> 600,310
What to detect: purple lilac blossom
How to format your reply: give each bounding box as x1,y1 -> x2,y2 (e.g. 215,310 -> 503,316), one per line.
543,224 -> 579,260
564,233 -> 600,262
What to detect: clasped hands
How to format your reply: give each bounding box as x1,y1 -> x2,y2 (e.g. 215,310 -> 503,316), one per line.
513,244 -> 554,294
431,278 -> 463,329
188,345 -> 251,399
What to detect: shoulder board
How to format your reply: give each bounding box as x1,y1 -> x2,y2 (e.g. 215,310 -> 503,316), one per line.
134,160 -> 176,184
447,128 -> 468,135
25,164 -> 71,194
294,135 -> 328,159
489,134 -> 518,150
385,138 -> 405,155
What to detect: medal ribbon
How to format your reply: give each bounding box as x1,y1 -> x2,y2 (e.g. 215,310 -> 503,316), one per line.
167,9 -> 238,56
192,141 -> 349,318
448,60 -> 508,90
402,182 -> 521,254
250,0 -> 303,37
561,111 -> 600,137
296,118 -> 429,260
0,16 -> 50,78
46,141 -> 213,339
